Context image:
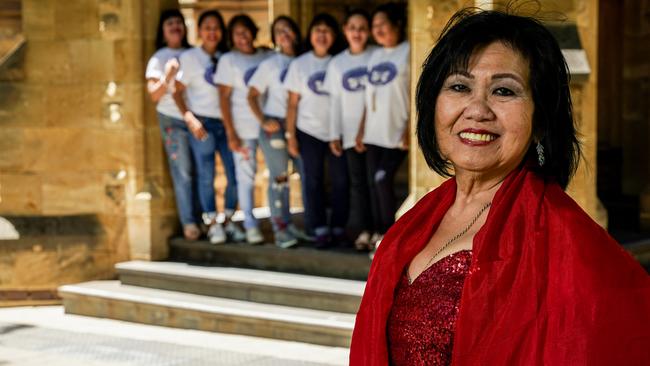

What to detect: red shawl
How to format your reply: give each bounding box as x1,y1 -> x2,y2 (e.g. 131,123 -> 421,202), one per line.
350,164 -> 650,365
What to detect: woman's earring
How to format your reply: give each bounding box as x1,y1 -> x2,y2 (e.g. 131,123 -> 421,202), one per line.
536,141 -> 545,167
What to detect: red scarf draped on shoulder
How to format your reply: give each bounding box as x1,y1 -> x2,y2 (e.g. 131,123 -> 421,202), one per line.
350,164 -> 650,365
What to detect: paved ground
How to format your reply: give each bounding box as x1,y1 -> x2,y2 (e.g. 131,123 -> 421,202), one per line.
0,306 -> 348,366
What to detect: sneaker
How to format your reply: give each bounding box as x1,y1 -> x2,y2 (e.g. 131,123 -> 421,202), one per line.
183,224 -> 201,241
332,228 -> 350,248
288,224 -> 314,242
207,223 -> 226,244
274,229 -> 298,249
314,233 -> 333,250
246,227 -> 264,245
369,232 -> 384,250
224,221 -> 246,242
354,231 -> 372,251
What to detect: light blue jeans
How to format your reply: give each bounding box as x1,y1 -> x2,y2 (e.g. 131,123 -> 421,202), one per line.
157,112 -> 199,226
233,138 -> 259,229
258,117 -> 303,233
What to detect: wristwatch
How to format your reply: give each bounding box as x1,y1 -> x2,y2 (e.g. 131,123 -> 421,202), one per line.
284,131 -> 294,139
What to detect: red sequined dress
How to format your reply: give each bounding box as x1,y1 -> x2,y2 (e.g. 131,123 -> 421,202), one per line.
387,249 -> 473,366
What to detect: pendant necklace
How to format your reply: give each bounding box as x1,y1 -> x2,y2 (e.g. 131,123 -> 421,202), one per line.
407,202 -> 492,284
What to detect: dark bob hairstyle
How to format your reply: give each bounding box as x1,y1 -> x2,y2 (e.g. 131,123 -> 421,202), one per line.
197,10 -> 229,53
415,8 -> 580,189
227,14 -> 259,50
155,9 -> 191,50
304,13 -> 347,55
372,2 -> 407,43
270,15 -> 302,55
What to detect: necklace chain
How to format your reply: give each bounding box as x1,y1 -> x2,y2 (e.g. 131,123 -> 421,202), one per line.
408,202 -> 492,284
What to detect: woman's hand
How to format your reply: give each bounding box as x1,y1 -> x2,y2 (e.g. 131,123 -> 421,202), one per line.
262,118 -> 281,133
164,58 -> 180,83
354,131 -> 366,153
329,139 -> 343,157
399,130 -> 410,151
287,136 -> 300,158
227,132 -> 243,153
184,111 -> 208,141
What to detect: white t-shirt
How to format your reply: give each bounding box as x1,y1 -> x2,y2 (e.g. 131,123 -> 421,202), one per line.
145,47 -> 185,119
248,52 -> 293,119
364,41 -> 410,149
283,51 -> 332,142
214,49 -> 271,139
176,46 -> 222,119
323,46 -> 376,149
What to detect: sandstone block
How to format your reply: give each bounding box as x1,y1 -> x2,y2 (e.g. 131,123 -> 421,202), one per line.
0,173 -> 42,214
42,172 -> 104,214
0,128 -> 24,171
22,128 -> 95,173
22,0 -> 55,41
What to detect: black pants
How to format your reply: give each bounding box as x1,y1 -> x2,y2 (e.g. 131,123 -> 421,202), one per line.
297,129 -> 349,235
365,144 -> 407,234
345,148 -> 373,232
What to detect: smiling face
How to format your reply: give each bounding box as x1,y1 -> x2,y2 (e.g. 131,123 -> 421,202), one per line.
344,14 -> 369,52
198,15 -> 223,50
434,41 -> 534,179
232,23 -> 255,54
310,23 -> 334,56
372,12 -> 399,47
162,16 -> 185,48
273,19 -> 297,55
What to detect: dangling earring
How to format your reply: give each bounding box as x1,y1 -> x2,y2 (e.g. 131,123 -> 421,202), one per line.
536,141 -> 545,167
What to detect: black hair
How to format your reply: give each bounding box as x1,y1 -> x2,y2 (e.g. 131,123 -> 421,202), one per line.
227,14 -> 259,50
304,13 -> 347,55
270,15 -> 302,55
344,8 -> 371,27
197,10 -> 229,53
372,2 -> 407,43
155,9 -> 191,50
415,8 -> 581,189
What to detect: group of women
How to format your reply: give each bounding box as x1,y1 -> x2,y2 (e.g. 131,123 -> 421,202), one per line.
145,3 -> 409,250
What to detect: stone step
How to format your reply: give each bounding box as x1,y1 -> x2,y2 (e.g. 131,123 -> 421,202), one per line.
116,261 -> 364,313
169,239 -> 372,281
58,281 -> 355,348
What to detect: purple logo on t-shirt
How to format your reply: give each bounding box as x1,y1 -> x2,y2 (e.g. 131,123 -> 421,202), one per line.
342,66 -> 369,92
244,66 -> 258,85
279,68 -> 289,83
203,63 -> 217,86
368,62 -> 398,86
307,71 -> 328,95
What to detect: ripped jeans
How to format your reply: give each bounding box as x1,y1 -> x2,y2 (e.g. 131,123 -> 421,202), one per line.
258,116 -> 302,233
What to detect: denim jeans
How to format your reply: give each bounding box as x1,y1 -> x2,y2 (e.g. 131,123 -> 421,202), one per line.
297,129 -> 349,235
258,117 -> 303,233
189,115 -> 238,218
345,148 -> 374,232
157,112 -> 201,226
233,138 -> 259,229
365,144 -> 407,234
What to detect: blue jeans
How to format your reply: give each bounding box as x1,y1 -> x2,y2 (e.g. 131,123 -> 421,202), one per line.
258,117 -> 303,233
189,115 -> 238,217
297,129 -> 349,236
157,112 -> 200,226
232,138 -> 260,229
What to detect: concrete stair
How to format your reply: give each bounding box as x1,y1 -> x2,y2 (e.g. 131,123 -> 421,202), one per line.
59,257 -> 367,347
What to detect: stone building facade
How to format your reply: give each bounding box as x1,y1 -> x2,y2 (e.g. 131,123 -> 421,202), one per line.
0,0 -> 648,301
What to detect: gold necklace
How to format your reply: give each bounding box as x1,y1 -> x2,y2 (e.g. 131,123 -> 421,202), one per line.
408,202 -> 492,284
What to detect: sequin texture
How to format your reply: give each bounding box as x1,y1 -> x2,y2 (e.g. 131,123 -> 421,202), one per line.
387,250 -> 472,366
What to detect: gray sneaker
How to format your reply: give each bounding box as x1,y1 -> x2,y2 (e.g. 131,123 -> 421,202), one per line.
275,229 -> 298,249
246,227 -> 264,245
224,221 -> 246,242
287,224 -> 314,242
207,223 -> 226,245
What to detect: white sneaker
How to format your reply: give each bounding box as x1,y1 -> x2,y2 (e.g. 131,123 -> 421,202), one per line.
224,221 -> 246,242
207,223 -> 226,245
246,227 -> 264,245
288,224 -> 314,242
354,231 -> 372,251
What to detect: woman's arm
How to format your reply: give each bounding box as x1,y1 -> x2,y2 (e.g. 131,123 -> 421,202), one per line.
285,91 -> 301,158
354,106 -> 367,153
171,81 -> 208,141
147,59 -> 179,103
218,84 -> 242,153
247,87 -> 280,133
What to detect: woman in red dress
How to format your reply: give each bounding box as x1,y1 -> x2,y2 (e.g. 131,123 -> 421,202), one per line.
350,7 -> 650,366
